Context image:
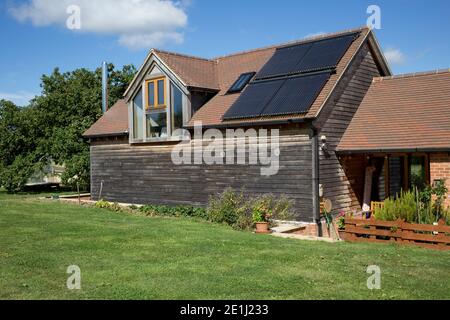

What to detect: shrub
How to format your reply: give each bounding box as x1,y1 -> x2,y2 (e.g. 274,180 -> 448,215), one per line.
95,189 -> 295,231
207,188 -> 294,230
336,211 -> 346,230
95,200 -> 123,212
442,208 -> 450,226
374,191 -> 420,223
256,193 -> 294,222
207,188 -> 251,229
138,204 -> 207,219
374,180 -> 449,225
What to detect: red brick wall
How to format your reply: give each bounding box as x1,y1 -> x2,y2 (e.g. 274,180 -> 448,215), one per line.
290,221 -> 335,238
430,153 -> 450,208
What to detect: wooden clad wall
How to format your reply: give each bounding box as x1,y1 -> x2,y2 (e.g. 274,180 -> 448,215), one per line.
90,126 -> 314,221
315,43 -> 382,213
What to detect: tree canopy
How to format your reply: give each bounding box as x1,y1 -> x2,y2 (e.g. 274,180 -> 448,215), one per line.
0,64 -> 136,192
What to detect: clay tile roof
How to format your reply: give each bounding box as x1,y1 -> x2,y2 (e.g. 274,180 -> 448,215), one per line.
153,49 -> 219,90
85,27 -> 383,137
188,27 -> 371,126
188,46 -> 277,126
83,99 -> 128,138
337,69 -> 450,152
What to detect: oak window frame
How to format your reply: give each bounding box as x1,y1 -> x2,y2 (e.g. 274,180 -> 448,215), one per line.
145,77 -> 167,110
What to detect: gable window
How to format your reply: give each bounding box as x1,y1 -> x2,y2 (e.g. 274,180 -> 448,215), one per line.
131,71 -> 188,142
172,83 -> 183,131
146,77 -> 166,109
133,89 -> 144,140
146,112 -> 167,138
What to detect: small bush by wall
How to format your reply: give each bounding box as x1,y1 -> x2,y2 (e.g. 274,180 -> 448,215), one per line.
95,200 -> 123,212
95,188 -> 295,231
374,181 -> 450,225
207,188 -> 295,230
138,204 -> 207,219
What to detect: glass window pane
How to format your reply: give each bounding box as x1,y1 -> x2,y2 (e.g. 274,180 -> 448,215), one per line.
228,72 -> 255,93
173,84 -> 183,130
146,112 -> 167,138
410,156 -> 426,190
389,157 -> 404,198
133,89 -> 143,140
157,80 -> 165,105
147,82 -> 155,107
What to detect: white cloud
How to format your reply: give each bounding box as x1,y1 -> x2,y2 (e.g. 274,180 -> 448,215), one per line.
118,31 -> 183,49
8,0 -> 188,49
384,48 -> 406,65
0,91 -> 36,106
305,31 -> 326,38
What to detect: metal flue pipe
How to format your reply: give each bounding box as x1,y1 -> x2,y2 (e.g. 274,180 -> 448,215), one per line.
102,61 -> 108,114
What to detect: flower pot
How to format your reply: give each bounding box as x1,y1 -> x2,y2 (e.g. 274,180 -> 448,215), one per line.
255,222 -> 271,234
338,229 -> 346,240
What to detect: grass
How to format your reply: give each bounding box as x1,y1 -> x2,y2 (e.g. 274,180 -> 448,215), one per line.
0,192 -> 449,300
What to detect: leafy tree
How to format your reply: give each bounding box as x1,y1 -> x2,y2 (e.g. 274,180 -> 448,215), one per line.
0,64 -> 136,192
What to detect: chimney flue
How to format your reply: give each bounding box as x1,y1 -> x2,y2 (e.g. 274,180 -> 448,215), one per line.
102,61 -> 108,114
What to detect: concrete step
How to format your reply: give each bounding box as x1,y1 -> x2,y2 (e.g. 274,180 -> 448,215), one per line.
271,224 -> 307,234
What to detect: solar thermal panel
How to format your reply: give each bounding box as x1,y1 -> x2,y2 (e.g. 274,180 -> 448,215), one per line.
222,78 -> 285,120
255,33 -> 358,79
260,72 -> 331,116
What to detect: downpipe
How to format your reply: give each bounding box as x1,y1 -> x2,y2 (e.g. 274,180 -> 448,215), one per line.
311,126 -> 323,237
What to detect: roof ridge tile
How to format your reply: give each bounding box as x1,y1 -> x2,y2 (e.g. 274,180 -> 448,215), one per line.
213,26 -> 369,60
373,68 -> 450,82
152,49 -> 217,63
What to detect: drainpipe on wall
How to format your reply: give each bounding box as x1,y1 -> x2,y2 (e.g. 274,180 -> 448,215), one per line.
102,61 -> 109,114
311,125 -> 323,237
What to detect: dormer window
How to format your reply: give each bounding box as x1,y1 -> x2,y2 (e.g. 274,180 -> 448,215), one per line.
131,71 -> 188,142
146,77 -> 166,109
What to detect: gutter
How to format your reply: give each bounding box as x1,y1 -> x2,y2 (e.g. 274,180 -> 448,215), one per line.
184,117 -> 310,130
336,147 -> 450,154
187,86 -> 220,93
83,132 -> 128,140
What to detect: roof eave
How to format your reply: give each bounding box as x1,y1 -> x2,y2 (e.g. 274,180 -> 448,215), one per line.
311,29 -> 370,120
83,131 -> 128,139
367,29 -> 393,76
187,85 -> 220,93
336,147 -> 450,154
185,117 -> 311,129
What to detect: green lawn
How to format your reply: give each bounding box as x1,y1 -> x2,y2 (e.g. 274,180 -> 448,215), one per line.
0,192 -> 449,300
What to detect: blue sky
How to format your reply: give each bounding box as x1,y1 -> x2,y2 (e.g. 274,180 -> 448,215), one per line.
0,0 -> 449,106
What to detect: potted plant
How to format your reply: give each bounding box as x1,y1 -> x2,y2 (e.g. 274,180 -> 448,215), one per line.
336,210 -> 346,239
252,203 -> 272,234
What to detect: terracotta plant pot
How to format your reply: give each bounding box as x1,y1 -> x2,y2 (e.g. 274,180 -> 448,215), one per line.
338,229 -> 346,240
255,222 -> 272,234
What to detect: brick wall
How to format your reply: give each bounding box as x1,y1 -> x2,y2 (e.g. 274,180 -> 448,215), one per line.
430,153 -> 450,208
290,221 -> 333,238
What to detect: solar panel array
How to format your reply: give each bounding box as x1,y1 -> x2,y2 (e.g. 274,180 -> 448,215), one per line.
222,32 -> 359,120
260,72 -> 331,116
223,79 -> 284,119
256,33 -> 357,80
224,72 -> 331,119
255,43 -> 313,80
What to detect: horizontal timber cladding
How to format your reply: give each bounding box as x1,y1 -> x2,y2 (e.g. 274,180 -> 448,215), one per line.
315,42 -> 382,214
90,125 -> 314,221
